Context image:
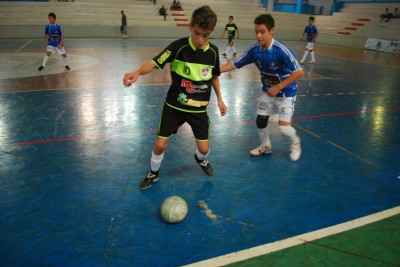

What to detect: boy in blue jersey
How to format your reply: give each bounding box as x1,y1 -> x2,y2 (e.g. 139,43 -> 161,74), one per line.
221,16 -> 240,57
220,14 -> 304,161
123,6 -> 227,189
299,16 -> 319,64
38,12 -> 70,71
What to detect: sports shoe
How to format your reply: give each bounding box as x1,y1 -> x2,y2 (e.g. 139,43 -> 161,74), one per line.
65,65 -> 71,71
299,60 -> 304,65
249,144 -> 272,157
38,66 -> 44,71
222,53 -> 227,57
140,171 -> 159,190
194,154 -> 213,176
309,60 -> 315,64
233,53 -> 237,57
289,136 -> 302,161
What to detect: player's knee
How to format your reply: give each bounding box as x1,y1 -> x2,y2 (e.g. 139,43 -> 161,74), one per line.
256,115 -> 269,128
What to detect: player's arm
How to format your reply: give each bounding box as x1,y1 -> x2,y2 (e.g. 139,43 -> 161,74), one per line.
123,60 -> 156,87
220,61 -> 236,73
236,28 -> 240,39
221,30 -> 226,38
211,76 -> 227,116
58,35 -> 64,48
267,69 -> 304,97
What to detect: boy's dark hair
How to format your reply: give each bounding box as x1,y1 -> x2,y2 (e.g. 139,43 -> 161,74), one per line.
229,16 -> 233,19
191,5 -> 217,30
48,12 -> 56,19
254,14 -> 274,30
309,16 -> 315,21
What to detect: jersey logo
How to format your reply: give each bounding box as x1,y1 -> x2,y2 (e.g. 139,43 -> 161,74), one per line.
157,50 -> 171,65
201,67 -> 210,79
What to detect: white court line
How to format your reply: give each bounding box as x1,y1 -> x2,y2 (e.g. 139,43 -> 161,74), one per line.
15,40 -> 32,53
183,206 -> 400,267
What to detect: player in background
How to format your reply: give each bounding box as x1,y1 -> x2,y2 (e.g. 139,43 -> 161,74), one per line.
221,16 -> 240,57
220,14 -> 304,161
123,6 -> 227,190
299,16 -> 319,64
38,12 -> 70,71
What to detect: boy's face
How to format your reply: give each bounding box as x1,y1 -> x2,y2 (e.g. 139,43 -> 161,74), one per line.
254,23 -> 273,49
49,16 -> 56,24
308,19 -> 314,25
228,17 -> 233,23
189,24 -> 213,49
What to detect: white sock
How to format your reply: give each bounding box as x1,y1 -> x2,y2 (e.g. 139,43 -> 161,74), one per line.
62,57 -> 68,66
232,46 -> 237,53
225,47 -> 230,54
301,51 -> 309,62
279,126 -> 298,142
150,151 -> 164,172
310,51 -> 315,61
257,127 -> 271,146
195,148 -> 209,160
42,55 -> 49,67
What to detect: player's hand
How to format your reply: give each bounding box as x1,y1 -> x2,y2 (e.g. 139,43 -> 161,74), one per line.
218,100 -> 227,116
123,72 -> 138,87
267,85 -> 280,97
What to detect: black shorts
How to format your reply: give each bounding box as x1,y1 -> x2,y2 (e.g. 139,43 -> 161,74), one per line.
158,103 -> 210,141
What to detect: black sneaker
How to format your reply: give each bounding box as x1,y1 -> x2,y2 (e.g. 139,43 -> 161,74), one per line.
194,154 -> 213,176
38,66 -> 44,71
233,53 -> 237,57
222,53 -> 227,57
65,65 -> 71,71
140,171 -> 159,190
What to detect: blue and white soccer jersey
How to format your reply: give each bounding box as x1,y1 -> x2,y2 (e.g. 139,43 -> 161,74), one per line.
44,23 -> 66,55
232,39 -> 302,122
304,24 -> 318,51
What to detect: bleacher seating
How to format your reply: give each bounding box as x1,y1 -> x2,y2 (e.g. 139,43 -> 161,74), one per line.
0,0 -> 399,50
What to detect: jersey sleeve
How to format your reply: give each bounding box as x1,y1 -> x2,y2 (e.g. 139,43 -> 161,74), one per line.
152,40 -> 178,69
232,44 -> 256,69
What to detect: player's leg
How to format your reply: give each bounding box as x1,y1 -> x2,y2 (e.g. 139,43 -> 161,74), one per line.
59,47 -> 70,70
140,104 -> 183,189
250,92 -> 273,156
276,96 -> 301,161
309,42 -> 315,63
300,42 -> 311,64
38,46 -> 53,70
190,112 -> 213,176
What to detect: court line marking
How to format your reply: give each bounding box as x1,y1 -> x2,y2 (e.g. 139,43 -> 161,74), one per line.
183,206 -> 400,267
15,40 -> 32,54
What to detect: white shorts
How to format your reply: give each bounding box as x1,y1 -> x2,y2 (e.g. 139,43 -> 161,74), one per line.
47,45 -> 66,55
305,42 -> 315,51
256,92 -> 296,123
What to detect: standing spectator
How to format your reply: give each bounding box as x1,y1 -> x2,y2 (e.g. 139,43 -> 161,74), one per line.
38,12 -> 70,71
299,16 -> 319,64
220,14 -> 304,161
121,10 -> 127,39
380,8 -> 391,22
159,5 -> 168,21
221,16 -> 240,58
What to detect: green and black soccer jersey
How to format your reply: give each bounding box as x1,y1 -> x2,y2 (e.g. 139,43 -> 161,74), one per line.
225,23 -> 238,39
152,37 -> 220,112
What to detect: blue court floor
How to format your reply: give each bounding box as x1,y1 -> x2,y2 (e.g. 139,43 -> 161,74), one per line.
0,38 -> 399,266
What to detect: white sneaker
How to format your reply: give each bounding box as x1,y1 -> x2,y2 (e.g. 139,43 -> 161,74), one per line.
299,60 -> 304,64
289,136 -> 301,161
250,144 -> 272,157
309,60 -> 315,64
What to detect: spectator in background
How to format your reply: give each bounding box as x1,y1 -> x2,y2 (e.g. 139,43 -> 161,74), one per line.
121,10 -> 127,39
380,8 -> 392,22
159,5 -> 168,21
170,0 -> 183,11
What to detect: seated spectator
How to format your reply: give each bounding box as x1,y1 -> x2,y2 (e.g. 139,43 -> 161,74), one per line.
170,0 -> 183,11
380,8 -> 393,22
159,5 -> 168,21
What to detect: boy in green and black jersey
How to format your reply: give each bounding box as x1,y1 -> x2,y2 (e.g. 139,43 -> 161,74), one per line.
123,5 -> 227,190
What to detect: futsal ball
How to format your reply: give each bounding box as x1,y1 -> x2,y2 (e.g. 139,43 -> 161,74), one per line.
161,196 -> 188,223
